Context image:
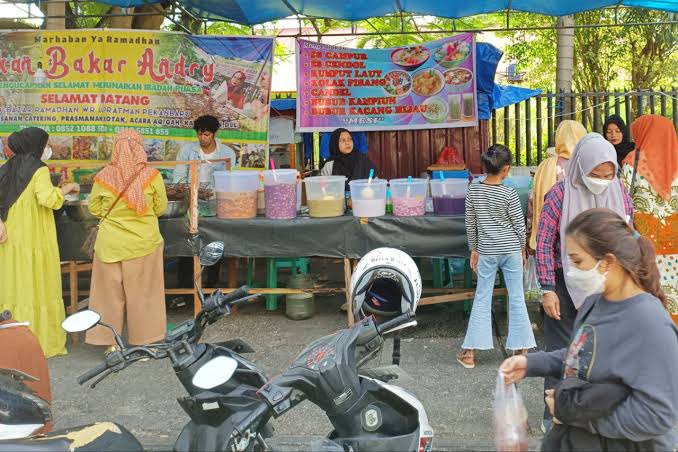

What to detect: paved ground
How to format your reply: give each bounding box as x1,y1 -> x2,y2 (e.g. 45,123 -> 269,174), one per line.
48,295 -> 548,451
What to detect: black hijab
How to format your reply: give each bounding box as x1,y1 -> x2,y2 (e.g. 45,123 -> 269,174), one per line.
327,128 -> 375,182
0,127 -> 49,221
603,115 -> 635,167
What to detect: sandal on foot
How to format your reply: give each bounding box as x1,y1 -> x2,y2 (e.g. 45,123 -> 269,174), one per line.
456,350 -> 475,369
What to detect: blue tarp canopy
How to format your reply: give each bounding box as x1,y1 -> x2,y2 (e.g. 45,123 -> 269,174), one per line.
76,0 -> 678,24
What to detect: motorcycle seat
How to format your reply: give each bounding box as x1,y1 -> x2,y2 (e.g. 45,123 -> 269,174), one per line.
0,422 -> 142,452
0,436 -> 70,452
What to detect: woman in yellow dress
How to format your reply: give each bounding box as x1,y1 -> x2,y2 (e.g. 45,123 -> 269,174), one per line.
0,127 -> 80,358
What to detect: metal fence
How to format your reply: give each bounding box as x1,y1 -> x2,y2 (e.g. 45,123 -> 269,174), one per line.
489,89 -> 678,166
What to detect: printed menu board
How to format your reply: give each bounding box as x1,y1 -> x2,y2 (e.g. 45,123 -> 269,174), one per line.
296,34 -> 477,132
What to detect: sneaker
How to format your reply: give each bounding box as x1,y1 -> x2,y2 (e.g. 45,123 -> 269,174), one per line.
456,350 -> 475,369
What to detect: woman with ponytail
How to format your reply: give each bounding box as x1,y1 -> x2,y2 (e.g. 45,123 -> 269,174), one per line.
501,208 -> 678,451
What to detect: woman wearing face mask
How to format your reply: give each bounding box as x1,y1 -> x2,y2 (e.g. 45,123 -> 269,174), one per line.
535,132 -> 633,431
0,127 -> 80,357
621,115 -> 678,316
603,114 -> 635,169
501,208 -> 678,451
320,128 -> 377,188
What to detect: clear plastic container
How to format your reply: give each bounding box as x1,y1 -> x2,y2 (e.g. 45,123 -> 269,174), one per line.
503,176 -> 533,189
349,179 -> 387,217
430,179 -> 468,216
263,169 -> 298,219
389,178 -> 428,217
297,179 -> 302,213
304,176 -> 347,218
213,171 -> 260,219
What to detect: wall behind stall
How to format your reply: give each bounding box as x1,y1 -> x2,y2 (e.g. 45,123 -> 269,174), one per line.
270,106 -> 488,177
365,121 -> 488,179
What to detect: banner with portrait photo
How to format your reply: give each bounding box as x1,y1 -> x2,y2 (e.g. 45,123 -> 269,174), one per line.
0,30 -> 274,169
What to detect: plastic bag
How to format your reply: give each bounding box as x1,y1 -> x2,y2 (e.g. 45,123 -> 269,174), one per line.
523,255 -> 542,303
494,372 -> 528,452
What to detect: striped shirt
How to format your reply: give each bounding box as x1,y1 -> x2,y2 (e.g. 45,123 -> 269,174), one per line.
465,182 -> 526,255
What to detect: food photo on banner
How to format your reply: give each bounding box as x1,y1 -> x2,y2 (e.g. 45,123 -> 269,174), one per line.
0,30 -> 274,170
296,33 -> 477,132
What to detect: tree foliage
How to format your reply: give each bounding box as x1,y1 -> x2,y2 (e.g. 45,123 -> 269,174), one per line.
499,9 -> 677,91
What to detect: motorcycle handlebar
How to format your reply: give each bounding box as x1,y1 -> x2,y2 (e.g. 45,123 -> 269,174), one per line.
233,402 -> 269,436
376,312 -> 415,336
216,285 -> 250,308
77,361 -> 109,385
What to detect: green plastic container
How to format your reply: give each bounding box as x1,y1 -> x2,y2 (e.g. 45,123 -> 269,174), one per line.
72,168 -> 99,184
285,273 -> 315,320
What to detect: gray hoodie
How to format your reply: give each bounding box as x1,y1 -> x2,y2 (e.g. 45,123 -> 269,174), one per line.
528,292 -> 678,451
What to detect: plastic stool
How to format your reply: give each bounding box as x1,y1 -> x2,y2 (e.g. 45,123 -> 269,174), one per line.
265,258 -> 310,311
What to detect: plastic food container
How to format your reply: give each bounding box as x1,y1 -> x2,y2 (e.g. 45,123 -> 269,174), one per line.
263,169 -> 298,220
349,179 -> 387,218
503,176 -> 533,189
214,171 -> 259,219
430,179 -> 468,216
304,176 -> 346,218
389,178 -> 427,217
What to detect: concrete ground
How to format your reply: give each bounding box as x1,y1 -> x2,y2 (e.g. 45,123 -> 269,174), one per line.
48,294 -> 548,451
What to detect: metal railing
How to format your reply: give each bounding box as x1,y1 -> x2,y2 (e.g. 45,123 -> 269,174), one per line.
490,89 -> 678,166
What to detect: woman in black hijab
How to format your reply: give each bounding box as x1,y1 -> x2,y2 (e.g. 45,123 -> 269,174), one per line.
321,128 -> 377,186
0,127 -> 79,357
1,127 -> 50,222
603,115 -> 635,168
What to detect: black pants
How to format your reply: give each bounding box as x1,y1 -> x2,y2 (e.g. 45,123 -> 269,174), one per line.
543,268 -> 577,421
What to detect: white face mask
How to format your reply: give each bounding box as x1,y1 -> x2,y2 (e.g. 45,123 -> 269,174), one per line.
41,145 -> 52,161
579,162 -> 612,195
566,261 -> 607,297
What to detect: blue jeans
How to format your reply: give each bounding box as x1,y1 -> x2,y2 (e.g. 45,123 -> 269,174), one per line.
462,253 -> 536,350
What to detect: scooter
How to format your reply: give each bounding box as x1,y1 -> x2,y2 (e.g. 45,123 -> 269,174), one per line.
5,241 -> 433,451
59,241 -> 273,452
228,311 -> 434,452
0,368 -> 143,451
0,241 -> 268,452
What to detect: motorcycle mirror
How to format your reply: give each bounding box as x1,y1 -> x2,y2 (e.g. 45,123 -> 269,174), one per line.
199,241 -> 225,267
61,310 -> 101,333
192,356 -> 238,389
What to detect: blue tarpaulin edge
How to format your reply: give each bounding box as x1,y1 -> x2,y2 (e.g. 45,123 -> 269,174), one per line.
37,0 -> 678,24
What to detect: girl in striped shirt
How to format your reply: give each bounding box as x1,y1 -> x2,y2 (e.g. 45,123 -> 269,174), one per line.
457,144 -> 536,369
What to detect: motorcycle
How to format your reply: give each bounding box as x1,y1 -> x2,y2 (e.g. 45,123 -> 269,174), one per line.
3,241 -> 433,451
59,241 -> 272,452
228,311 -> 434,452
0,241 -> 266,452
0,368 -> 143,451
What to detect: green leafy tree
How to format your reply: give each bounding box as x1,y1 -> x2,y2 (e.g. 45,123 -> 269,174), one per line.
498,9 -> 676,91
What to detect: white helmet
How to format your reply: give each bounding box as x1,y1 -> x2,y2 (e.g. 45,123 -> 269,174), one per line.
350,248 -> 422,321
